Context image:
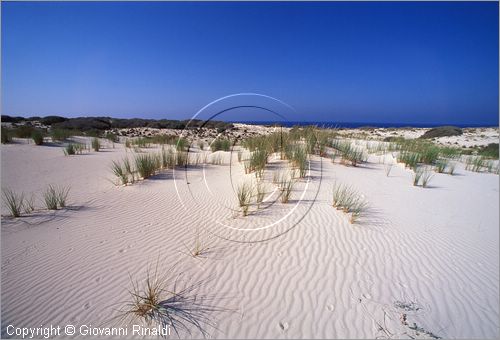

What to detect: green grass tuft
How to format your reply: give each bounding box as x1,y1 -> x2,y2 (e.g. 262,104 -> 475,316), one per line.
2,188 -> 24,217
236,182 -> 253,216
332,182 -> 368,223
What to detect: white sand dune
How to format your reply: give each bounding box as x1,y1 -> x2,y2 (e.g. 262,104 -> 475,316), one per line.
1,138 -> 498,338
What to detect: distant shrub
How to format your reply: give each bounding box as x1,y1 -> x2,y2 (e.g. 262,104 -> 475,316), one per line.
104,132 -> 119,143
91,137 -> 101,151
176,137 -> 188,151
419,126 -> 462,139
13,125 -> 35,138
1,127 -> 12,144
51,128 -> 73,142
211,138 -> 231,152
40,116 -> 68,125
477,143 -> 499,159
32,130 -> 44,145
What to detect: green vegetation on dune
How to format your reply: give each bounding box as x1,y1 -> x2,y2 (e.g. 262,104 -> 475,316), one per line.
419,126 -> 463,139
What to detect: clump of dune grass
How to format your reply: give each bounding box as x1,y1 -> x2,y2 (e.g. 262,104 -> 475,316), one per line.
162,146 -> 178,168
211,138 -> 231,152
176,150 -> 188,167
421,168 -> 434,188
331,140 -> 366,167
435,159 -> 448,173
32,130 -> 44,145
237,150 -> 243,163
237,182 -> 253,216
133,137 -> 151,149
188,153 -> 202,166
255,181 -> 266,208
135,153 -> 159,179
189,234 -> 208,258
249,149 -> 269,174
63,142 -> 86,156
198,141 -> 205,151
291,146 -> 308,178
63,143 -> 76,155
413,166 -> 433,187
121,262 -> 224,338
185,228 -> 210,259
43,185 -> 70,210
280,178 -> 294,203
332,182 -> 367,223
413,167 -> 424,186
111,160 -> 129,185
465,156 -> 484,172
50,128 -> 73,142
399,151 -> 420,170
175,137 -> 188,151
125,139 -> 132,148
91,137 -> 101,152
43,186 -> 58,210
23,194 -> 35,214
1,127 -> 12,144
2,188 -> 24,217
420,145 -> 440,165
123,157 -> 135,183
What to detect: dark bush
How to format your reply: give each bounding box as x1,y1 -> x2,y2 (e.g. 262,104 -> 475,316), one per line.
13,125 -> 35,138
419,126 -> 462,139
478,143 -> 499,159
51,128 -> 73,141
1,127 -> 12,144
1,115 -> 25,123
32,130 -> 44,145
40,116 -> 68,125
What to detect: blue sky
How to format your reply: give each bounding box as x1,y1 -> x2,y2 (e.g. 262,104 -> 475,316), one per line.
2,1 -> 498,125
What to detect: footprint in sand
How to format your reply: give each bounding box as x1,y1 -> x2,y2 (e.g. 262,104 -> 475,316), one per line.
95,277 -> 101,283
83,302 -> 91,310
119,249 -> 127,253
278,321 -> 289,332
326,304 -> 334,312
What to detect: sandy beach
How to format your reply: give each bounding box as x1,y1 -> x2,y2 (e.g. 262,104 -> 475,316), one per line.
1,126 -> 498,339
